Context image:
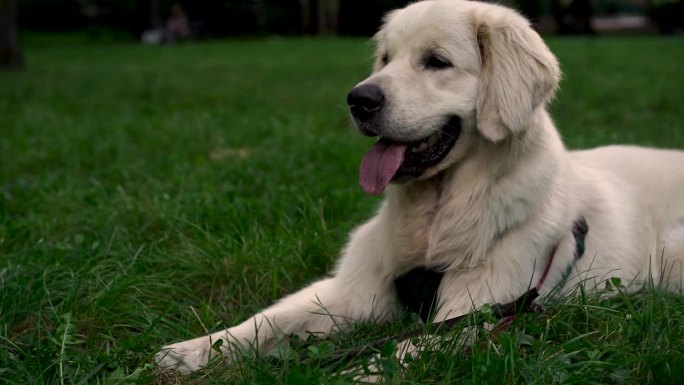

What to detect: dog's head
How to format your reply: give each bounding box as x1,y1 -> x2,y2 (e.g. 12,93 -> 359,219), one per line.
348,0 -> 560,195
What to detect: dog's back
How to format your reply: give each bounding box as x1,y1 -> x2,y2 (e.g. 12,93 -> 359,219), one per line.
571,145 -> 684,223
570,145 -> 684,288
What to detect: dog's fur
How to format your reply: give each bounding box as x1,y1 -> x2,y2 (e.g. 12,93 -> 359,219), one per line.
156,0 -> 684,373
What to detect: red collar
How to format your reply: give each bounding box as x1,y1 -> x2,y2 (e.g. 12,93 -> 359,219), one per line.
536,216 -> 589,291
535,242 -> 560,291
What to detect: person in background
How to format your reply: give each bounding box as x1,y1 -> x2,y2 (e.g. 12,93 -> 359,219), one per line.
166,3 -> 190,42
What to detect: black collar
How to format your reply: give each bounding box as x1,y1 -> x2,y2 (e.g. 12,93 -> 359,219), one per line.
394,266 -> 445,322
394,216 -> 588,322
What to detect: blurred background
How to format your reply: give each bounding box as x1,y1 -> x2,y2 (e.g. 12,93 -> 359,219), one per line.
2,0 -> 684,68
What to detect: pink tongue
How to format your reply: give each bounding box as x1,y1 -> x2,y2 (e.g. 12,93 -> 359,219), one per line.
359,141 -> 407,195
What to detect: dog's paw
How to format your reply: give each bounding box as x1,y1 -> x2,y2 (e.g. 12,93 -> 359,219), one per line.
155,337 -> 213,374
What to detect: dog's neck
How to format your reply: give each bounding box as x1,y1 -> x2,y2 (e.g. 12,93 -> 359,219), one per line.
384,110 -> 566,272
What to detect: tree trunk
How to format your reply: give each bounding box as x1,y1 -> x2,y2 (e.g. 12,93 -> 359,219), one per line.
0,0 -> 24,69
316,0 -> 339,35
298,0 -> 311,34
150,0 -> 161,28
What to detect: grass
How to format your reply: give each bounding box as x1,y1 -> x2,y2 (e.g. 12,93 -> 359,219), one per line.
1,34 -> 683,384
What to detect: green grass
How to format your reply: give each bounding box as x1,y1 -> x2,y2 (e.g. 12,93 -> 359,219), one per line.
1,35 -> 683,384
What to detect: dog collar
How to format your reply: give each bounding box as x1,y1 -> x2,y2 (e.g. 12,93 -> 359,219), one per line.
394,216 -> 588,322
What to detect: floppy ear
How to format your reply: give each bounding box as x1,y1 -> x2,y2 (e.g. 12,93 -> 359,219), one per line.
474,8 -> 560,142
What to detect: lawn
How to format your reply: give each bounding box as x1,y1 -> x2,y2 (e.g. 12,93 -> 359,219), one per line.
1,35 -> 684,384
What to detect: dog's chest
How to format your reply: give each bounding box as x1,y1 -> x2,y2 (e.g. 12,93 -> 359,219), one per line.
386,186 -> 492,271
385,185 -> 443,266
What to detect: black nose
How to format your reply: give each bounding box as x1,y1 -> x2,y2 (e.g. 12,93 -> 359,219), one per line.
347,84 -> 385,120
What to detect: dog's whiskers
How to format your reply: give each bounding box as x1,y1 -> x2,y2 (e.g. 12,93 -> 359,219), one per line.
436,125 -> 458,140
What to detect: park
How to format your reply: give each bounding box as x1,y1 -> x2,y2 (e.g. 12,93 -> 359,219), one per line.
1,1 -> 684,383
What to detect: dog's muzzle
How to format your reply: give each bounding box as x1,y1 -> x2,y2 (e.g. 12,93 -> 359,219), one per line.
347,84 -> 385,136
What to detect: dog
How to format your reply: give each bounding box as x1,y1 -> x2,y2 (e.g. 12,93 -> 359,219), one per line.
156,0 -> 684,374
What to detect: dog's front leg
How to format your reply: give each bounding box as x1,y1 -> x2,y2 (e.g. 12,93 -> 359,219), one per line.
156,274 -> 397,373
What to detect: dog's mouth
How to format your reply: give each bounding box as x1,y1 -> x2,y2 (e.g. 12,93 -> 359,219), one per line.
359,116 -> 462,195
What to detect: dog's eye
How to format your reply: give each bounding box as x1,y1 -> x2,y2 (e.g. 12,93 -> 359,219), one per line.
424,54 -> 452,70
381,53 -> 389,65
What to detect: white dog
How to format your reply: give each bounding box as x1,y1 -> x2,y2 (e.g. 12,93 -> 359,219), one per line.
156,0 -> 684,374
